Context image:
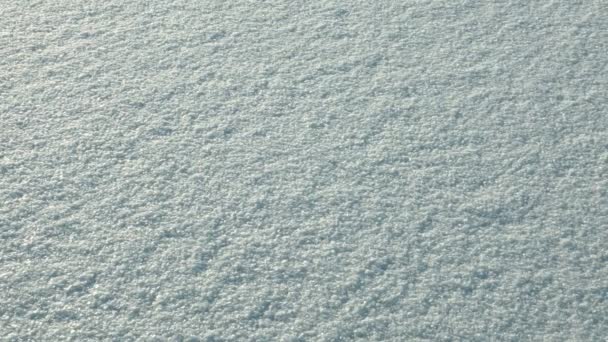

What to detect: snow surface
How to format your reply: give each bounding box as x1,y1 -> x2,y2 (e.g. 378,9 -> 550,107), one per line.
1,0 -> 607,340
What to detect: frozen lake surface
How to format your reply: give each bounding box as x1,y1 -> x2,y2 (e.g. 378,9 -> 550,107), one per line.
1,1 -> 607,340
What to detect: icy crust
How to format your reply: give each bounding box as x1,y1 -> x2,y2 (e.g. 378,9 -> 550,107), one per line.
1,1 -> 607,340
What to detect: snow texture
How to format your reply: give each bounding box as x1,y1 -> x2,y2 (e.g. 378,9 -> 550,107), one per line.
1,1 -> 607,340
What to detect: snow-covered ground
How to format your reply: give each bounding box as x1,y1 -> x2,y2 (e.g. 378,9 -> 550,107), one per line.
1,1 -> 607,340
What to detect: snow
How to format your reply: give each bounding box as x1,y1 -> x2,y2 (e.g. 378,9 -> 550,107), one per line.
1,0 -> 607,340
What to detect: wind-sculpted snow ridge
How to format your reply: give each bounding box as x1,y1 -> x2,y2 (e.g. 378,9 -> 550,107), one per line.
1,1 -> 607,340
